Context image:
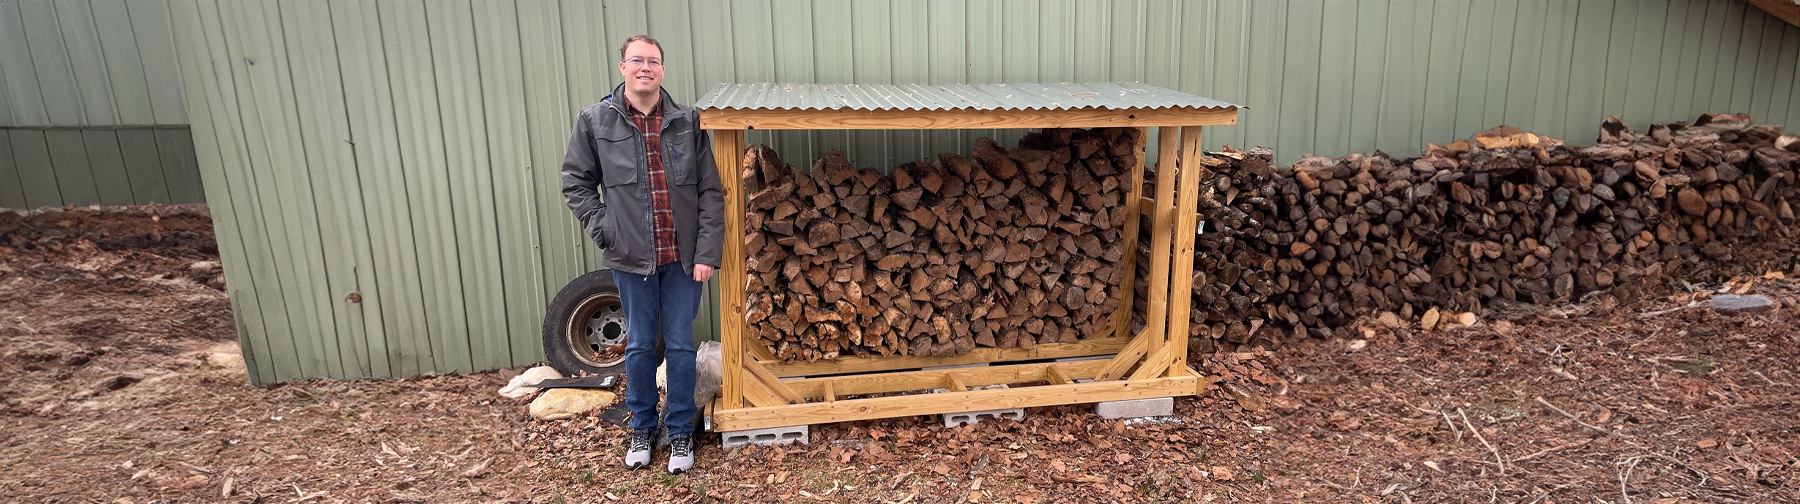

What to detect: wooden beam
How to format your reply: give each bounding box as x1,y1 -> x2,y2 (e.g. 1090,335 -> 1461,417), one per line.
780,359 -> 1111,398
743,358 -> 804,404
945,375 -> 968,392
762,335 -> 1128,378
1185,366 -> 1210,394
1166,126 -> 1208,376
712,375 -> 1201,431
1750,0 -> 1800,28
1097,327 -> 1154,381
1111,127 -> 1150,344
823,381 -> 835,403
698,107 -> 1239,131
714,129 -> 747,409
741,370 -> 783,408
1129,342 -> 1178,381
1138,196 -> 1207,228
1046,365 -> 1074,386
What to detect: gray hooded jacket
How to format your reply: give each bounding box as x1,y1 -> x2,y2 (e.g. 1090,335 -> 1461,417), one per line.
562,84 -> 724,276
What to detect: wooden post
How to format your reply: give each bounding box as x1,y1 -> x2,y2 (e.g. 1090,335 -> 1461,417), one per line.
1139,127 -> 1183,366
1166,126 -> 1206,375
713,129 -> 747,409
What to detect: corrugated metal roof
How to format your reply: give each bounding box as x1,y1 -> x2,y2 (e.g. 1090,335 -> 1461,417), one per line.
694,82 -> 1239,112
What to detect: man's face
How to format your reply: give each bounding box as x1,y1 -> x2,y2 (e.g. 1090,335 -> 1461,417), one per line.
618,41 -> 664,95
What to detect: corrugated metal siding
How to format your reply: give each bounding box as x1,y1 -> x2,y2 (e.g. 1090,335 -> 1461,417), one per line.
0,0 -> 187,127
0,126 -> 202,209
0,0 -> 203,209
164,0 -> 1800,383
693,82 -> 1237,111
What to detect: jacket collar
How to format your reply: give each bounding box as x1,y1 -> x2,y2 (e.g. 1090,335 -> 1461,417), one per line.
603,82 -> 691,122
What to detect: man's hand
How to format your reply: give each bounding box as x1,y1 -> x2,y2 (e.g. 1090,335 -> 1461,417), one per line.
693,264 -> 715,283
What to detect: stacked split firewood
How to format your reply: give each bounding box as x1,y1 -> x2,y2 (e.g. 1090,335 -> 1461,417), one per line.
741,128 -> 1144,361
1139,113 -> 1799,351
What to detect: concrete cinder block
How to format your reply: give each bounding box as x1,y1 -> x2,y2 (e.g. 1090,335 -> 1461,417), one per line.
1095,397 -> 1174,419
720,425 -> 809,448
944,408 -> 1025,428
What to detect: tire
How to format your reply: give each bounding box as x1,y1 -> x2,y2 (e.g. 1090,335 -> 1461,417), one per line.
543,270 -> 629,375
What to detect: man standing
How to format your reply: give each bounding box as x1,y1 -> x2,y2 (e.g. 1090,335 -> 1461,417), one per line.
562,34 -> 723,475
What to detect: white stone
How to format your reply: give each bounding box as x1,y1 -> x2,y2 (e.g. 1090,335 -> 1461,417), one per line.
498,366 -> 562,399
529,388 -> 618,421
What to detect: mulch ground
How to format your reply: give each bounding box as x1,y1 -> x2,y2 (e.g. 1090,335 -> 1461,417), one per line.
1,205 -> 1795,503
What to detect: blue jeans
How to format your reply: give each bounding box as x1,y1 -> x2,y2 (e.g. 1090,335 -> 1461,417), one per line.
615,262 -> 703,438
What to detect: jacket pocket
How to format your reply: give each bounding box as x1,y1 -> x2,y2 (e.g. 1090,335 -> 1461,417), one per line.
665,128 -> 699,186
596,126 -> 640,187
580,207 -> 613,249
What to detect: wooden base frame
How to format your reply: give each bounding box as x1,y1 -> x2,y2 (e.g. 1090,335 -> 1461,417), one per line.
705,107 -> 1236,432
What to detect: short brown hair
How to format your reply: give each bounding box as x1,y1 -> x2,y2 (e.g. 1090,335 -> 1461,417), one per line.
618,35 -> 663,61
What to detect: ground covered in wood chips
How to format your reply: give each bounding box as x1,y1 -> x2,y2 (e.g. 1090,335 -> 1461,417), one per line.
2,206 -> 1796,503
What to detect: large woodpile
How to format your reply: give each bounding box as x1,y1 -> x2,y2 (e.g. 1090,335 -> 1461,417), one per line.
1141,114 -> 1800,350
741,128 -> 1144,361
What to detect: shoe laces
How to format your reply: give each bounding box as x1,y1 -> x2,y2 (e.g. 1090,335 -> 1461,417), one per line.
670,436 -> 693,458
629,431 -> 654,452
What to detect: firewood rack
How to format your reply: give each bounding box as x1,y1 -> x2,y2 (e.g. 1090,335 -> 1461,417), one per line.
696,83 -> 1240,432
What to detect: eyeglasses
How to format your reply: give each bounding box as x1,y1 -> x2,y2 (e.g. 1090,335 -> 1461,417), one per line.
623,57 -> 663,68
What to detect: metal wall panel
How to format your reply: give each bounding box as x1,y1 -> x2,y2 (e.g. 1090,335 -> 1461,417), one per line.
80,130 -> 134,204
116,129 -> 170,204
0,131 -> 23,209
1,0 -> 186,127
472,0 -> 547,367
154,128 -> 205,204
17,0 -> 83,126
8,130 -> 61,208
93,0 -> 157,126
426,0 -> 510,373
129,0 -> 189,125
53,0 -> 119,125
161,0 -> 1800,383
0,126 -> 204,209
0,0 -> 199,209
328,0 -> 423,379
278,0 -> 376,379
44,130 -> 99,206
0,53 -> 14,126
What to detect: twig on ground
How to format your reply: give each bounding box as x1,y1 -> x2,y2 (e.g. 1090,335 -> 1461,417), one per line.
1752,370 -> 1790,387
1641,451 -> 1710,488
1523,484 -> 1574,504
1639,305 -> 1693,318
1619,456 -> 1645,504
1535,396 -> 1614,436
1515,438 -> 1598,462
1629,328 -> 1665,349
1459,408 -> 1506,473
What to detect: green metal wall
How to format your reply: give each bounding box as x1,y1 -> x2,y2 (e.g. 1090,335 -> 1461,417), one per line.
0,0 -> 203,208
167,0 -> 1800,384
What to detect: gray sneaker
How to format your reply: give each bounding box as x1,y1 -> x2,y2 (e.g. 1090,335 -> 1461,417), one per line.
624,430 -> 655,470
667,436 -> 695,474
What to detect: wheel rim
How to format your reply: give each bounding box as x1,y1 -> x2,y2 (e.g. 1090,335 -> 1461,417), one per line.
566,291 -> 627,369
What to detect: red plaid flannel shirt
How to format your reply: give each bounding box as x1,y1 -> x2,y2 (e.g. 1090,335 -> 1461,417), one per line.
621,94 -> 680,266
